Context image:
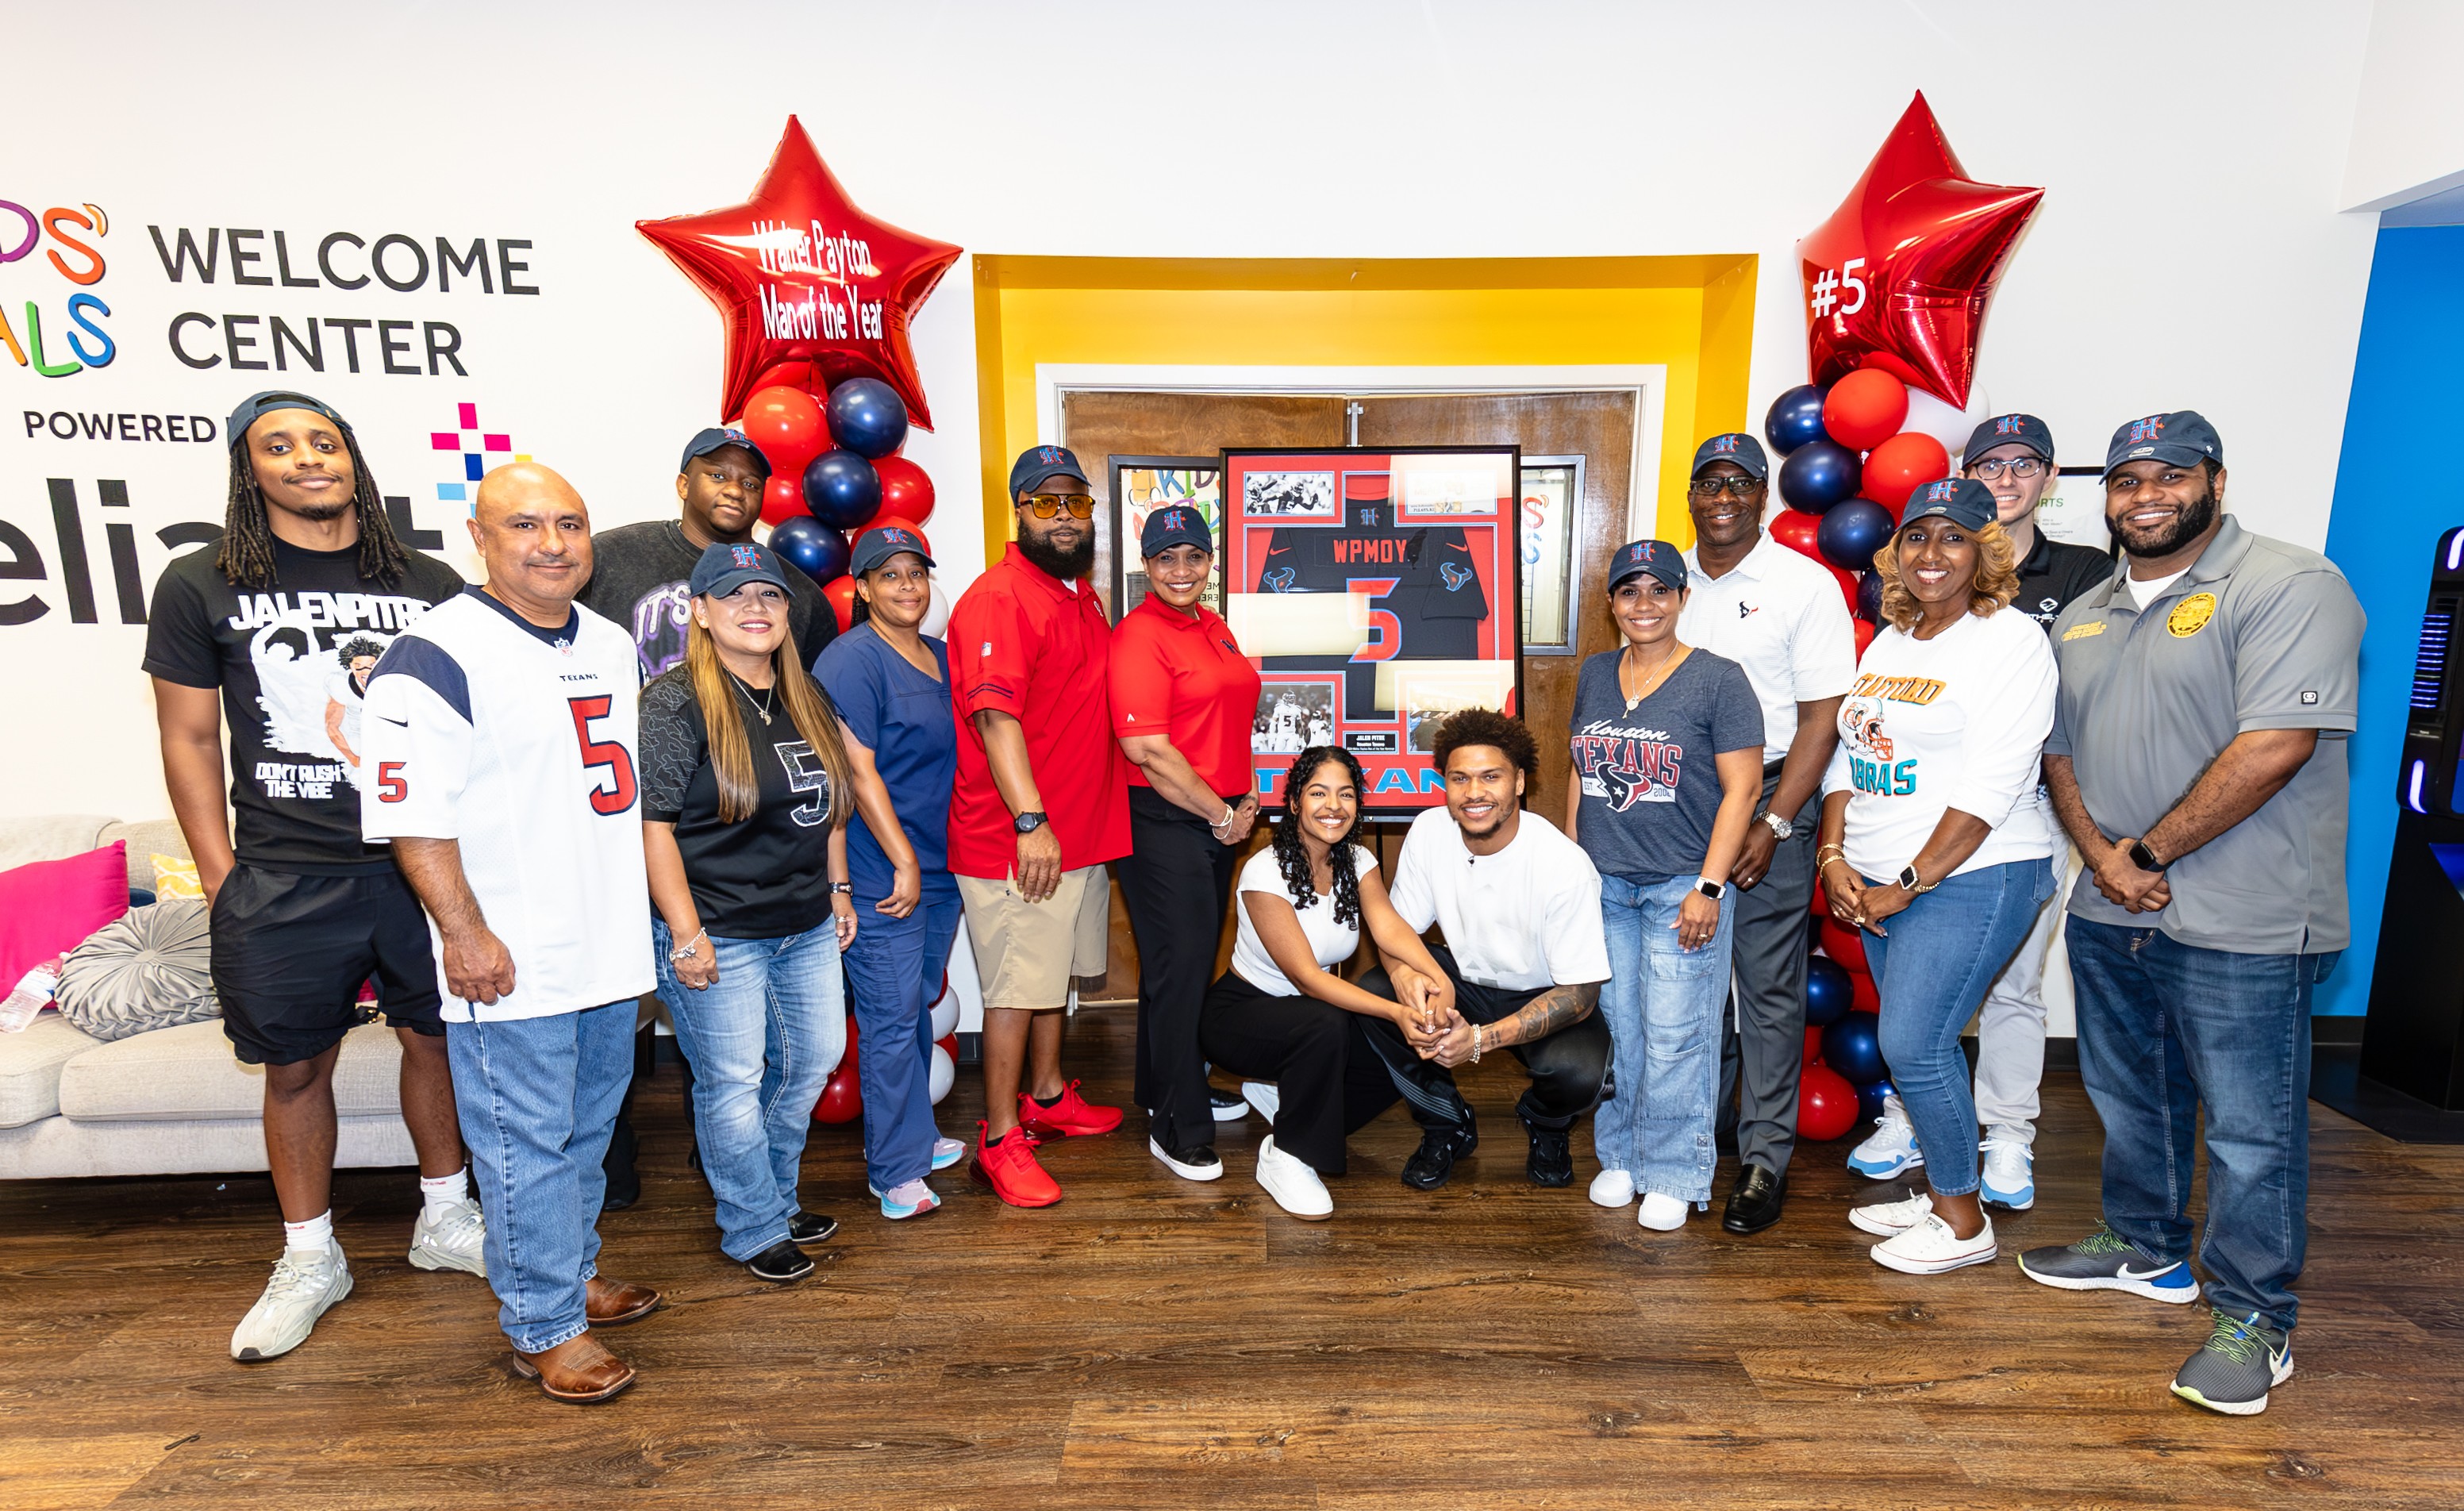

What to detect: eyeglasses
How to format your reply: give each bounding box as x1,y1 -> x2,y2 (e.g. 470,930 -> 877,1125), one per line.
1689,475 -> 1762,500
1023,492 -> 1095,520
1967,457 -> 2044,482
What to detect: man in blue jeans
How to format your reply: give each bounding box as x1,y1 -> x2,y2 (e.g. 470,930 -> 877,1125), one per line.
2027,413 -> 2364,1417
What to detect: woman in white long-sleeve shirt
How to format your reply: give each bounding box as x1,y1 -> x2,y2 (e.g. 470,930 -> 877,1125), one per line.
1814,477 -> 2058,1278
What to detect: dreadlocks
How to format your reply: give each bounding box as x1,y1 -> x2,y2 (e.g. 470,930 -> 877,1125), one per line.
214,425 -> 413,590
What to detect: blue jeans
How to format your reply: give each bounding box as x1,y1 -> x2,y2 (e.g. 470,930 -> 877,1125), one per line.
652,917 -> 847,1260
1860,857 -> 2053,1198
842,879 -> 963,1191
446,999 -> 637,1353
2067,919 -> 2335,1333
1592,873 -> 1736,1203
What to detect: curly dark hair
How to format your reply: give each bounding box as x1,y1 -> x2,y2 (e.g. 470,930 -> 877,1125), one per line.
335,634 -> 387,667
1429,706 -> 1536,779
1272,746 -> 1367,928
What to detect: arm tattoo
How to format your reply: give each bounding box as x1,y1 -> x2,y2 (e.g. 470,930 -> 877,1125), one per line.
1494,981 -> 1599,1048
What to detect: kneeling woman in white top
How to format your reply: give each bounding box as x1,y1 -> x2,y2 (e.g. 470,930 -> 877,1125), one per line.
1199,747 -> 1461,1219
1816,478 -> 2058,1277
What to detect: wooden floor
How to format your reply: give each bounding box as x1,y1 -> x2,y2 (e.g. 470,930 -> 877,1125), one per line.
5,1010 -> 2461,1511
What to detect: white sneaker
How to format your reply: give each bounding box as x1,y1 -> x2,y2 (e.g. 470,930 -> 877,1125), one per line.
1253,1135 -> 1331,1220
1870,1212 -> 1997,1275
1848,1187 -> 1935,1236
1240,1081 -> 1280,1126
1979,1136 -> 2035,1210
408,1198 -> 487,1276
1847,1102 -> 1924,1179
1587,1169 -> 1636,1209
1637,1193 -> 1687,1231
230,1243 -> 353,1361
1149,1136 -> 1225,1182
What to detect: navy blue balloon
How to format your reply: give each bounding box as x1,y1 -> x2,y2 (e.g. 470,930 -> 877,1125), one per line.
1764,383 -> 1832,456
1856,1076 -> 1897,1125
1821,1013 -> 1885,1086
825,378 -> 909,459
1777,439 -> 1862,513
1805,955 -> 1852,1028
1817,499 -> 1896,575
768,514 -> 850,584
1856,567 -> 1884,623
801,448 -> 882,531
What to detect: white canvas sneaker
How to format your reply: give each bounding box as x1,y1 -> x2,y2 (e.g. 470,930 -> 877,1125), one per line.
230,1242 -> 353,1361
1587,1168 -> 1636,1208
1637,1193 -> 1688,1231
1848,1187 -> 1935,1236
1240,1081 -> 1280,1126
409,1198 -> 487,1276
1253,1135 -> 1332,1220
1870,1212 -> 1998,1275
1847,1102 -> 1924,1179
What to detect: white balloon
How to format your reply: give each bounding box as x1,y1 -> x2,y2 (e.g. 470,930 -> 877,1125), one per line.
928,990 -> 959,1041
928,1044 -> 955,1104
1899,384 -> 1991,462
920,579 -> 951,638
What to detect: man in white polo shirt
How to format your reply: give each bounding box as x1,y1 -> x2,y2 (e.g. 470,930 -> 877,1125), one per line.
1674,432 -> 1856,1234
363,463 -> 662,1405
1374,707 -> 1613,1192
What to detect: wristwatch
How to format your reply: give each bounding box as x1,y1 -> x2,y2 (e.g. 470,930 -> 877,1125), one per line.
2127,839 -> 2167,874
1759,810 -> 1793,842
1013,810 -> 1048,834
1694,877 -> 1727,901
827,882 -> 854,896
1895,864 -> 1938,894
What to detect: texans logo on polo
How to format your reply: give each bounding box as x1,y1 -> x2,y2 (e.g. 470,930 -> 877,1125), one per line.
1440,562 -> 1473,592
1263,566 -> 1297,592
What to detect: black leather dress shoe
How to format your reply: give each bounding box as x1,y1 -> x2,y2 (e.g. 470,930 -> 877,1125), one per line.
1524,1124 -> 1574,1187
1401,1109 -> 1479,1190
788,1209 -> 839,1245
1721,1165 -> 1786,1233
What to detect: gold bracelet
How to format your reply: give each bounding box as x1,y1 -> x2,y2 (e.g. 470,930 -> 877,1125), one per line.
1470,1023 -> 1484,1063
1815,844 -> 1847,866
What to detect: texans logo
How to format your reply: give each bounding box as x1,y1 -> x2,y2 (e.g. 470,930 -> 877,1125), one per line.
1596,764 -> 1651,812
1440,562 -> 1473,592
1263,566 -> 1298,592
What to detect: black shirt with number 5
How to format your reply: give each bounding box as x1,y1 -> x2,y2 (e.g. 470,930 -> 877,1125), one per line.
637,665 -> 840,940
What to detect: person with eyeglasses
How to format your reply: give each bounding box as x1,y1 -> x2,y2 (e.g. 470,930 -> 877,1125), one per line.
1848,415 -> 2108,1210
944,446 -> 1132,1207
1670,433 -> 1856,1236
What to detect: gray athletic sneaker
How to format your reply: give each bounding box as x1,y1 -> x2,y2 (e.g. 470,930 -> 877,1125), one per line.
2171,1309 -> 2293,1416
2016,1225 -> 2199,1303
230,1242 -> 352,1361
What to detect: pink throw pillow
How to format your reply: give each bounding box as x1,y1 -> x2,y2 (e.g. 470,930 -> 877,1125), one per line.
0,842 -> 131,990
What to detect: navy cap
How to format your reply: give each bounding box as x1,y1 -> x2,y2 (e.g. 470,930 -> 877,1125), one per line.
227,390 -> 351,448
1965,413 -> 2055,463
1140,505 -> 1213,559
680,426 -> 771,478
1608,538 -> 1689,592
2104,411 -> 2222,475
848,524 -> 936,578
688,540 -> 793,599
1899,476 -> 1998,533
1691,432 -> 1769,481
1009,444 -> 1090,498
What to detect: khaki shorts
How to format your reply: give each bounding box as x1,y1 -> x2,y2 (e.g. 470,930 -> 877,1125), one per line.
957,863 -> 1112,1009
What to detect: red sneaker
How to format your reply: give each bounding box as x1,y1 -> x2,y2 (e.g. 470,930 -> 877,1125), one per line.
1018,1080 -> 1124,1139
969,1122 -> 1062,1208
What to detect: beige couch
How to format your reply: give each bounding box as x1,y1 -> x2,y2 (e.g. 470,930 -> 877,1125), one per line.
0,814 -> 413,1179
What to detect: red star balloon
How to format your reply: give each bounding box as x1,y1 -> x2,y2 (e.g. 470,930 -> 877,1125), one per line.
639,117 -> 961,429
1797,93 -> 2041,409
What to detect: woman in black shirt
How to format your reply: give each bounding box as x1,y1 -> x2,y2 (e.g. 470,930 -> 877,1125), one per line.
640,542 -> 865,1283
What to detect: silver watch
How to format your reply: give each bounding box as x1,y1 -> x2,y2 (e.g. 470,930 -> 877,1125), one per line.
1759,810 -> 1793,841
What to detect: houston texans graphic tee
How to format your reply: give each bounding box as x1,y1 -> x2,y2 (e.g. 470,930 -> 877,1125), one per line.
1568,648 -> 1762,882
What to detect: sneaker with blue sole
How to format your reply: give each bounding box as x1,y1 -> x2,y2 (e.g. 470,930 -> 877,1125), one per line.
880,1178 -> 942,1221
2171,1309 -> 2293,1416
930,1136 -> 964,1171
1847,1105 -> 1924,1180
2016,1225 -> 2200,1303
1978,1136 -> 2034,1210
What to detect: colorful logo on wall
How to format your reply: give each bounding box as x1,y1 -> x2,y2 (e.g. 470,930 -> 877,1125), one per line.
0,202 -> 114,378
429,402 -> 527,513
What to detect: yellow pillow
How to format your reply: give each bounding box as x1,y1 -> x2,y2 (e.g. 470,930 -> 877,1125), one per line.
152,853 -> 203,901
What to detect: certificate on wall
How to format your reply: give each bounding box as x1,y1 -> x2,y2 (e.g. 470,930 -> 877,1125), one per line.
1110,458 -> 1223,615
1518,456 -> 1582,655
1221,445 -> 1521,815
2038,467 -> 2112,553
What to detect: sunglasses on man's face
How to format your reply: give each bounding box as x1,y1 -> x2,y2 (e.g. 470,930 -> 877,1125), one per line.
1023,492 -> 1095,520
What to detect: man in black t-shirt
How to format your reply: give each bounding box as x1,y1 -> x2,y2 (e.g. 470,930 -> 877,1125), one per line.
144,390 -> 479,1364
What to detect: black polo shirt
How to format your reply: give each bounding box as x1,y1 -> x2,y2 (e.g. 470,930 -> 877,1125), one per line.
2010,528 -> 2114,635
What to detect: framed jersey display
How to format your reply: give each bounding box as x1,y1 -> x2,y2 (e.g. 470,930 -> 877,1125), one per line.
1109,456 -> 1223,617
1220,445 -> 1521,814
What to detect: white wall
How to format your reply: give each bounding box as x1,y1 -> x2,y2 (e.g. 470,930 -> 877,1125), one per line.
2341,0 -> 2464,211
0,0 -> 2383,823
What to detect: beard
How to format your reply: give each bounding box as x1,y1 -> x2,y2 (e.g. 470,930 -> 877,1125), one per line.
2113,479 -> 2219,559
1019,527 -> 1094,580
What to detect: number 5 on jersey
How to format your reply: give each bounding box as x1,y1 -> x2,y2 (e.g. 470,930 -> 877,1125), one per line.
567,695 -> 638,815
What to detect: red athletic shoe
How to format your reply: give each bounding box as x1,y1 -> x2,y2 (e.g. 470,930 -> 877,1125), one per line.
969,1123 -> 1062,1208
1018,1080 -> 1124,1139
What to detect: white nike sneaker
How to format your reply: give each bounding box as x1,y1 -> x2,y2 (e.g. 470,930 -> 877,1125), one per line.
1979,1137 -> 2035,1210
408,1198 -> 487,1276
1637,1193 -> 1688,1231
1848,1187 -> 1935,1237
230,1242 -> 353,1361
1253,1135 -> 1331,1220
1240,1081 -> 1280,1126
1847,1102 -> 1924,1179
1587,1168 -> 1636,1209
1870,1212 -> 1997,1275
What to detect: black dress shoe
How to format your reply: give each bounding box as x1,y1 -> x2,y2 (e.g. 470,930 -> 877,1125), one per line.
1524,1123 -> 1574,1187
1401,1109 -> 1478,1191
1722,1165 -> 1787,1233
747,1239 -> 816,1283
788,1209 -> 839,1245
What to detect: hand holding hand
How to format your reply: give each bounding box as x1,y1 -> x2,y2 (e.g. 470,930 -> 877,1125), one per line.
1732,824 -> 1779,890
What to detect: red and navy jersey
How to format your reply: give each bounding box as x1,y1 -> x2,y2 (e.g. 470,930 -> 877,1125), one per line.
1253,493 -> 1492,711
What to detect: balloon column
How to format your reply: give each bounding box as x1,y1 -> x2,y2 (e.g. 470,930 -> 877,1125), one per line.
1797,878 -> 1892,1140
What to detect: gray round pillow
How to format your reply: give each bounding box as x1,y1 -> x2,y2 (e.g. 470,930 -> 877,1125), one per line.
55,899 -> 217,1042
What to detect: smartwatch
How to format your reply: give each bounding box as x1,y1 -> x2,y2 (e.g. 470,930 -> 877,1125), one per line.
1759,810 -> 1793,842
1693,877 -> 1727,901
1014,810 -> 1048,835
1896,864 -> 1937,894
2127,839 -> 2166,874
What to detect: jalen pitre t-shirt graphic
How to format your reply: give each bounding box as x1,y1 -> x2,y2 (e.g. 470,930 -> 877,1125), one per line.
233,594 -> 429,797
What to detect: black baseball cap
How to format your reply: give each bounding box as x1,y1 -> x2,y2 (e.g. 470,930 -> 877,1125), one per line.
1691,432 -> 1769,481
2104,411 -> 2223,475
1900,476 -> 1997,533
1965,413 -> 2055,463
1009,444 -> 1089,498
227,390 -> 351,448
1140,505 -> 1213,558
1608,539 -> 1689,592
848,524 -> 936,577
688,540 -> 793,598
680,425 -> 772,478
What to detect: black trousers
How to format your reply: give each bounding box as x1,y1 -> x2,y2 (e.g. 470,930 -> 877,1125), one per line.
1363,944 -> 1613,1133
1198,971 -> 1445,1175
1117,786 -> 1240,1149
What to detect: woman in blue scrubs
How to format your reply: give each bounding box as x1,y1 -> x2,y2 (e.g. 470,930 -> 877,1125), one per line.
814,525 -> 964,1219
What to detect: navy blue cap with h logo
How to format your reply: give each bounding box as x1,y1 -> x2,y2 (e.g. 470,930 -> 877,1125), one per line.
2103,410 -> 2223,475
1691,432 -> 1770,481
1609,538 -> 1689,591
1140,504 -> 1213,559
1900,476 -> 1997,532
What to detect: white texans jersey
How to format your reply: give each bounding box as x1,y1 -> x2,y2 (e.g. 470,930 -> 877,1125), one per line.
360,587 -> 653,1022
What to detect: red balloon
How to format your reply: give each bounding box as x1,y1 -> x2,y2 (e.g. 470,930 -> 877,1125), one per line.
812,1067 -> 863,1125
870,455 -> 936,529
1822,368 -> 1910,452
637,116 -> 963,429
740,385 -> 827,477
936,1032 -> 958,1059
1797,1064 -> 1860,1141
1851,972 -> 1881,1015
1819,917 -> 1869,973
863,516 -> 933,560
821,575 -> 857,633
1803,1025 -> 1824,1065
760,474 -> 807,528
1810,879 -> 1828,917
1828,563 -> 1862,617
1853,617 -> 1878,659
1797,93 -> 2043,409
1859,430 -> 1951,515
1768,507 -> 1823,559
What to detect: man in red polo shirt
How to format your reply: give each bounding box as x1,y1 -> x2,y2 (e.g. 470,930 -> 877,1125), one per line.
949,445 -> 1133,1206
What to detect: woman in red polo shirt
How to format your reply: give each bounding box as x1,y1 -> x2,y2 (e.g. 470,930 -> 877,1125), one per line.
1110,505 -> 1265,1182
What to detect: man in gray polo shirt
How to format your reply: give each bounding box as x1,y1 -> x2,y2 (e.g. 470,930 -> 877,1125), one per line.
2019,411 -> 2362,1418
